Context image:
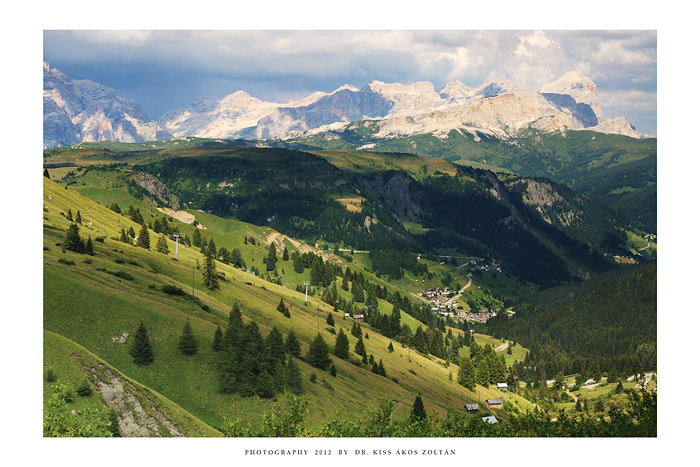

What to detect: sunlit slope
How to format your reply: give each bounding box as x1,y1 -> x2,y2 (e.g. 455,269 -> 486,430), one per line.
43,176 -> 534,433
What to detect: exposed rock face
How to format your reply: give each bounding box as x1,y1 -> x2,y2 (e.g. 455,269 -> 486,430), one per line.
44,64 -> 643,147
43,62 -> 172,148
133,172 -> 180,209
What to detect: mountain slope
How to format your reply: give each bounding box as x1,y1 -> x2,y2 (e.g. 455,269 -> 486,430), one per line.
43,175 -> 536,435
43,62 -> 172,148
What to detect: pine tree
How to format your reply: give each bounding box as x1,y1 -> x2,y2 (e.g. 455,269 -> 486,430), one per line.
330,364 -> 337,377
213,325 -> 223,351
202,251 -> 219,290
388,342 -> 394,353
306,333 -> 332,370
128,226 -> 136,238
334,328 -> 350,359
130,321 -> 154,365
84,235 -> 94,255
119,228 -> 129,244
62,223 -> 85,253
286,356 -> 303,394
179,319 -> 198,356
326,312 -> 335,327
156,235 -> 169,254
192,229 -> 202,247
66,208 -> 73,221
266,327 -> 287,364
378,359 -> 386,377
411,394 -> 427,421
277,298 -> 290,317
282,246 -> 289,261
458,356 -> 476,391
266,243 -> 277,272
136,223 -> 150,250
354,333 -> 366,358
285,329 -> 302,358
44,168 -> 50,179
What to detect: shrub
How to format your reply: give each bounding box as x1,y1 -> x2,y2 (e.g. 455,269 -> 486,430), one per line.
45,369 -> 56,383
76,380 -> 93,397
162,284 -> 188,296
57,258 -> 75,266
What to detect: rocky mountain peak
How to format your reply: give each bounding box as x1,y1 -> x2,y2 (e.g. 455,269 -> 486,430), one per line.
540,71 -> 602,117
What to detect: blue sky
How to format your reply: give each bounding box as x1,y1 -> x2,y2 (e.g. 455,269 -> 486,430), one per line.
43,29 -> 658,135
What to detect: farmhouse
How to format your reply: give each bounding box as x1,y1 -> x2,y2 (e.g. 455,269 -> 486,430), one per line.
485,398 -> 503,409
497,383 -> 508,392
464,403 -> 479,414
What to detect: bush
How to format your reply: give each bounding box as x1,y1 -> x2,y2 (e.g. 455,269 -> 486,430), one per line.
162,284 -> 188,296
45,369 -> 56,383
76,380 -> 93,397
57,258 -> 75,266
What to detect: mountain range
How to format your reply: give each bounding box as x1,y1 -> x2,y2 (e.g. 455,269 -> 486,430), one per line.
43,63 -> 643,149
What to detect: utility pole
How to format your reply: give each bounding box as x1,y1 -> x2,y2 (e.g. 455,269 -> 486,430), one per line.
172,233 -> 182,259
304,283 -> 311,305
192,266 -> 195,313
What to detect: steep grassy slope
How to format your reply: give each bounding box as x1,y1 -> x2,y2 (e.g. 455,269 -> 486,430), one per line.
43,176 -> 535,435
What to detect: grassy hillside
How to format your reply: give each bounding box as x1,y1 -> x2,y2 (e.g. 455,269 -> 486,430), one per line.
43,175 -> 535,436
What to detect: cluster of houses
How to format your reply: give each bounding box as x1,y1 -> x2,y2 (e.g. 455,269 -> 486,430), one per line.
464,383 -> 509,423
454,309 -> 497,323
469,258 -> 502,273
418,287 -> 459,312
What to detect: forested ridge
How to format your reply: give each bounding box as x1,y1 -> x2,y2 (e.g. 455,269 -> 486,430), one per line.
486,264 -> 656,382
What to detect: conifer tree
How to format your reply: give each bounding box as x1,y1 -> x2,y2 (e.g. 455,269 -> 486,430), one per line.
266,243 -> 277,272
282,246 -> 289,261
213,325 -> 223,351
326,312 -> 335,327
330,364 -> 337,377
202,251 -> 219,290
378,359 -> 386,377
66,208 -> 73,221
306,333 -> 332,370
286,355 -> 303,394
75,210 -> 82,223
192,229 -> 202,247
354,333 -> 366,358
62,223 -> 85,253
128,226 -> 136,238
411,394 -> 427,421
458,356 -> 477,391
136,223 -> 150,250
119,228 -> 129,244
130,321 -> 154,365
334,328 -> 350,359
179,319 -> 198,356
277,298 -> 290,317
44,168 -> 50,179
388,342 -> 394,353
156,235 -> 169,254
84,235 -> 94,255
266,327 -> 287,364
285,329 -> 302,358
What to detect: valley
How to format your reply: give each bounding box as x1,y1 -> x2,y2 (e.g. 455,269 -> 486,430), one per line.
42,141 -> 656,437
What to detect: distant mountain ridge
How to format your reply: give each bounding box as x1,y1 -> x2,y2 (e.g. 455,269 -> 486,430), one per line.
43,64 -> 644,149
43,62 -> 173,148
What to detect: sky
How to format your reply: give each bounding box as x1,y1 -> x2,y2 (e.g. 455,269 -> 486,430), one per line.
43,29 -> 658,135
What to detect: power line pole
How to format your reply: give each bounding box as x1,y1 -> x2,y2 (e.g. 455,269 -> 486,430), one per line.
172,233 -> 182,259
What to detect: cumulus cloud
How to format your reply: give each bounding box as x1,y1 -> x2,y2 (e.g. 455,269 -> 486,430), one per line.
43,29 -> 657,133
